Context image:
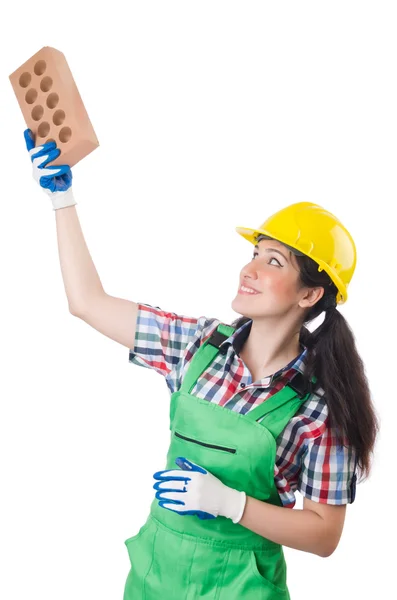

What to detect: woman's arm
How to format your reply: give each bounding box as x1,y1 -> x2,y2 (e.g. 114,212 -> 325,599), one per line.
55,205 -> 104,310
239,495 -> 346,557
55,205 -> 139,349
24,130 -> 139,348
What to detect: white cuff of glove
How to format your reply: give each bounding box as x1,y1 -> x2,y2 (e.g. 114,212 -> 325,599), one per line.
221,487 -> 247,524
49,187 -> 77,210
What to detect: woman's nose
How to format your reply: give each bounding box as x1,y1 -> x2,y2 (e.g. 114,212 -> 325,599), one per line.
241,267 -> 259,280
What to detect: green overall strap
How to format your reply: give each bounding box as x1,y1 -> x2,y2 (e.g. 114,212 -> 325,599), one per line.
180,323 -> 236,394
244,371 -> 316,440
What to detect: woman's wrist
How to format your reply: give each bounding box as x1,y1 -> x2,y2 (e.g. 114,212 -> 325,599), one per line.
51,187 -> 77,210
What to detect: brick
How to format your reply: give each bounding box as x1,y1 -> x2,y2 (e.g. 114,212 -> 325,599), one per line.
9,46 -> 99,167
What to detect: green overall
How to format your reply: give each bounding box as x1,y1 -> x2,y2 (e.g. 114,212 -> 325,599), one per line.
123,324 -> 315,599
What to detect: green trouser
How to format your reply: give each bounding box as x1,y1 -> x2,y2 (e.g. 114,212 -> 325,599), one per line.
123,324 -> 314,599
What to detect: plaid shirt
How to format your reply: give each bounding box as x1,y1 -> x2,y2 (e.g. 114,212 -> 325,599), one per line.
129,303 -> 357,508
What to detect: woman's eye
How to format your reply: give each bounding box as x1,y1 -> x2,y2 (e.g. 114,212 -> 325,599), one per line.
251,252 -> 281,266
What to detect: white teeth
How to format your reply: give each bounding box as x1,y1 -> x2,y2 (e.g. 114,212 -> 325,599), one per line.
241,285 -> 258,294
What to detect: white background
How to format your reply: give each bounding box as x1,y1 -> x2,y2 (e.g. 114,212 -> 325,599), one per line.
0,1 -> 393,598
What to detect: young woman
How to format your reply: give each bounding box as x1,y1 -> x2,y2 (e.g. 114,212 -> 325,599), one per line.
24,129 -> 379,599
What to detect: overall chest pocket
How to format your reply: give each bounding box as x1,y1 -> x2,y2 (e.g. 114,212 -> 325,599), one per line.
174,430 -> 237,454
169,425 -> 270,500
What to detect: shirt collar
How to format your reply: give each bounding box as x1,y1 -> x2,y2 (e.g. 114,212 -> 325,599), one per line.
219,319 -> 308,381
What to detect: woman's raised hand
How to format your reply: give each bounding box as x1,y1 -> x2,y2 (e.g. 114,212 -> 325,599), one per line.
24,128 -> 76,210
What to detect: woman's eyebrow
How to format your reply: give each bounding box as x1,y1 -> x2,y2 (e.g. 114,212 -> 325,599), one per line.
254,245 -> 289,262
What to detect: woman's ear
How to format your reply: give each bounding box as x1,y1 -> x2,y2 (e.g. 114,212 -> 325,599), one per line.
298,286 -> 325,309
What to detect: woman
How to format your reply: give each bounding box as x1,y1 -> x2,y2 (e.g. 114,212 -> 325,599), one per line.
24,129 -> 379,599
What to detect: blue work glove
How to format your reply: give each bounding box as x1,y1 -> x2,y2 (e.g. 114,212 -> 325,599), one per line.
24,128 -> 76,210
153,457 -> 247,524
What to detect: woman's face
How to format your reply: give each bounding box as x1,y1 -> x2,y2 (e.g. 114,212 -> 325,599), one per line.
231,238 -> 303,318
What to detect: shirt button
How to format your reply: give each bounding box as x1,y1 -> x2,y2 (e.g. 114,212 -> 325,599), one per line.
241,383 -> 246,388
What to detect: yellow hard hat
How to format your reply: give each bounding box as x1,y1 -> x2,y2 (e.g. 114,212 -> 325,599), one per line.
235,201 -> 357,304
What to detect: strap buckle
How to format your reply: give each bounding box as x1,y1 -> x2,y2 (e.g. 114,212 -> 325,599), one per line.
207,329 -> 229,354
287,371 -> 312,399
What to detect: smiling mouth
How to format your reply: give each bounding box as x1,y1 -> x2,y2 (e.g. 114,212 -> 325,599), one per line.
239,285 -> 260,295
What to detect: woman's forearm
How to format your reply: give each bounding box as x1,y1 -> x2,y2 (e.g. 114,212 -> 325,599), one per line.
239,495 -> 331,557
55,205 -> 105,311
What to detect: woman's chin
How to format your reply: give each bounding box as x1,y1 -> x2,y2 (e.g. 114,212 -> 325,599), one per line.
231,296 -> 255,316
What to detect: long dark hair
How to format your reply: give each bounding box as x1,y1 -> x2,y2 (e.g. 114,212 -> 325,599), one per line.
230,234 -> 379,483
